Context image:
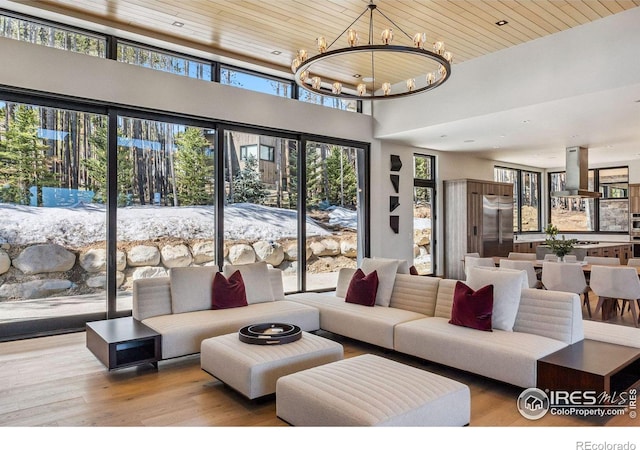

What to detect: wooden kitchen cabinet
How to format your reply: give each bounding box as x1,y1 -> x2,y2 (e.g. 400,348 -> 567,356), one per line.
444,179 -> 514,279
629,184 -> 640,214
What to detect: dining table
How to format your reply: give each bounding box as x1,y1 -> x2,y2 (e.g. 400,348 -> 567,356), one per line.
491,256 -> 640,321
490,256 -> 640,275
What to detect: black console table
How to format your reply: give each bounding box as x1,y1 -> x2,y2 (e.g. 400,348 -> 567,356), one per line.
86,317 -> 161,371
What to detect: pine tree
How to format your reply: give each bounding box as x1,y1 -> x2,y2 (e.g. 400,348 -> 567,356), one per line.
231,154 -> 266,204
325,147 -> 357,208
0,105 -> 54,205
82,119 -> 134,206
173,127 -> 213,205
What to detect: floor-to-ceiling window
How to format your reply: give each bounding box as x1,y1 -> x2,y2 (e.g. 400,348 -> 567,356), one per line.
304,141 -> 365,290
413,154 -> 435,275
0,96 -> 107,335
222,129 -> 299,292
116,115 -> 216,312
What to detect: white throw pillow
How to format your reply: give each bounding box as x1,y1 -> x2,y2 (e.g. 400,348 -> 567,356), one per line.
472,266 -> 529,290
335,267 -> 357,298
360,257 -> 399,307
373,257 -> 410,274
466,266 -> 525,332
223,261 -> 274,304
169,266 -> 217,314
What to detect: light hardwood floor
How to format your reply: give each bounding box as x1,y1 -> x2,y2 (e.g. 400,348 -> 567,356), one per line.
0,306 -> 637,429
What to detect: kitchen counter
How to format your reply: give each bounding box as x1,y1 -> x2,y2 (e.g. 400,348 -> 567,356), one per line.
534,241 -> 632,263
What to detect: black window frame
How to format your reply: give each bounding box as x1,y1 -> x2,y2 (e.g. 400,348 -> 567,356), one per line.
0,85 -> 370,341
495,166 -> 542,233
547,165 -> 629,234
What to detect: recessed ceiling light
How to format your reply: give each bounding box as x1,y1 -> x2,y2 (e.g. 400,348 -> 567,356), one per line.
440,135 -> 448,138
353,74 -> 361,78
271,50 -> 281,55
495,20 -> 508,26
522,119 -> 530,123
464,139 -> 475,143
362,77 -> 374,82
172,21 -> 184,27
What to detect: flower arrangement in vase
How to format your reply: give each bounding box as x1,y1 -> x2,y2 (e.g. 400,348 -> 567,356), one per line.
544,224 -> 577,260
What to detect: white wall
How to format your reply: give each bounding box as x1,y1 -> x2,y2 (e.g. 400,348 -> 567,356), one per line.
0,37 -> 418,262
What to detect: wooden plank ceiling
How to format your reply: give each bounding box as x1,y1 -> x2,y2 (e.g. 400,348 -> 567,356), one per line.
20,0 -> 640,89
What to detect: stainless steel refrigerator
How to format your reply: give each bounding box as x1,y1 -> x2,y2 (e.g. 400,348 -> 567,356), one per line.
482,194 -> 514,257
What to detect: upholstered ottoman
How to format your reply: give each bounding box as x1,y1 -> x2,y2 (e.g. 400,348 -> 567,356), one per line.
276,354 -> 470,426
201,331 -> 343,399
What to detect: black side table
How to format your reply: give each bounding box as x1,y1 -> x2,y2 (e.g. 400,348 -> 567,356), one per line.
86,316 -> 161,371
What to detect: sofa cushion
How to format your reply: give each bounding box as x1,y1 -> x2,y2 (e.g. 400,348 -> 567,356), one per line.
394,317 -> 568,388
466,267 -> 525,332
133,277 -> 172,320
336,267 -> 357,298
286,292 -> 426,350
449,281 -> 493,332
373,257 -> 410,274
143,300 -> 320,359
361,257 -> 398,307
170,266 -> 217,314
223,261 -> 274,304
268,268 -> 286,300
211,271 -> 247,310
389,274 -> 440,316
345,269 -> 378,306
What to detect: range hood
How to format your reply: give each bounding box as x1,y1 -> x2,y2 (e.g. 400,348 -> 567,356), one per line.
551,146 -> 602,198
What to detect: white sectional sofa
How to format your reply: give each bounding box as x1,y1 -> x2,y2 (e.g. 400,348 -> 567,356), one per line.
285,271 -> 440,349
133,259 -> 588,389
287,265 -> 584,388
132,265 -> 319,360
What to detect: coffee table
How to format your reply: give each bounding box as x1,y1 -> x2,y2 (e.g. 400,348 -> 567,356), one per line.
201,331 -> 343,399
537,339 -> 640,395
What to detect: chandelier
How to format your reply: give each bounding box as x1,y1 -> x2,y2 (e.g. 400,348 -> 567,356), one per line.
290,1 -> 453,100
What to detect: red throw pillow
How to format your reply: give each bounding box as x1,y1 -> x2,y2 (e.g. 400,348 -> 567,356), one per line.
345,268 -> 379,307
409,265 -> 419,275
449,281 -> 493,331
211,270 -> 248,310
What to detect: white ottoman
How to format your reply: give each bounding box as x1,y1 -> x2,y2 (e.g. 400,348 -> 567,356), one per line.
201,331 -> 343,399
276,354 -> 470,426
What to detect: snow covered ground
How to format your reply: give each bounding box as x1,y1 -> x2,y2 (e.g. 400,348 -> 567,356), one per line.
1,202 -> 359,247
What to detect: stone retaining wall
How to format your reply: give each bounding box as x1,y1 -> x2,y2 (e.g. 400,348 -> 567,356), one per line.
0,231 -> 431,300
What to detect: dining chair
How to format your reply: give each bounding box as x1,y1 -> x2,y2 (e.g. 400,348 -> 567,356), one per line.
464,256 -> 496,279
627,258 -> 640,267
500,259 -> 540,288
543,253 -> 559,261
507,252 -> 536,261
589,265 -> 639,327
541,261 -> 591,317
563,255 -> 578,263
583,256 -> 621,266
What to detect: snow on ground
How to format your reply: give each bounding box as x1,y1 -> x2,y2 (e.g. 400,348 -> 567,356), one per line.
327,206 -> 358,229
0,202 -> 358,248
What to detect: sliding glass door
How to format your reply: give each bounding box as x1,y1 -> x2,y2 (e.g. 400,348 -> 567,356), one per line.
304,141 -> 365,290
0,98 -> 107,335
116,115 -> 216,311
